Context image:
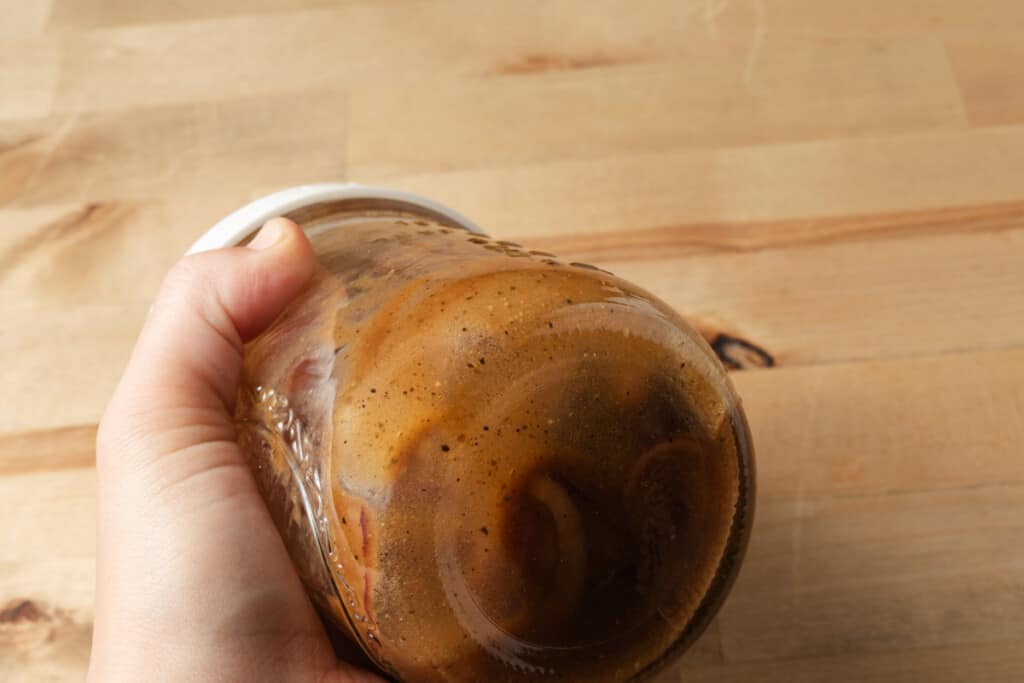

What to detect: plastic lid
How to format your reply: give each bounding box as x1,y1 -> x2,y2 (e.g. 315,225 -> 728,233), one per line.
187,183 -> 485,254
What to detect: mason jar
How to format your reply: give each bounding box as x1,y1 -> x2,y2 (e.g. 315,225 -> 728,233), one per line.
193,183 -> 755,683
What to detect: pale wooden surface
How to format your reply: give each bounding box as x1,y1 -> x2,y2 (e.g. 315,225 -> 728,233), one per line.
2,1 -> 1023,681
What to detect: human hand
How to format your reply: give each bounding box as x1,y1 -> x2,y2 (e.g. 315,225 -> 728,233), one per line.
89,219 -> 384,683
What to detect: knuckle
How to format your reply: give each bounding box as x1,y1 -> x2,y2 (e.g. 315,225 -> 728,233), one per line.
161,255 -> 211,299
151,254 -> 224,324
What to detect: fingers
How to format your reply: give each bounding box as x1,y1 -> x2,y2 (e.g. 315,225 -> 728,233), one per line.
98,217 -> 314,462
90,220 -> 387,682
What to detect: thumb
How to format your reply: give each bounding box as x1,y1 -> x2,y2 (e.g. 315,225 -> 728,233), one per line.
98,217 -> 314,475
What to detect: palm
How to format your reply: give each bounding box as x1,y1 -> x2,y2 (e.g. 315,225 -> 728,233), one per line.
97,415 -> 383,682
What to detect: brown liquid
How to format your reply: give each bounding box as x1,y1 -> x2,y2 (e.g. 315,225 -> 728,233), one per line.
235,209 -> 753,682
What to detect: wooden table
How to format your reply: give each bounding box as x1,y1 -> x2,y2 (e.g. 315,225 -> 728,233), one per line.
2,2 -> 1023,681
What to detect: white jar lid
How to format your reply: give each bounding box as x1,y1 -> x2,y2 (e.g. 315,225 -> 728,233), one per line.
187,182 -> 485,254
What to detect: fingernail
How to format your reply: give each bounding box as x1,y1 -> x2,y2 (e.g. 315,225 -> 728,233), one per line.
247,220 -> 284,250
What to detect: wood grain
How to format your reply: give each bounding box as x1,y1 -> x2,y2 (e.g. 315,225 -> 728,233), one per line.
0,41 -> 57,122
672,640 -> 1024,683
947,34 -> 1024,126
384,126 -> 1024,243
0,93 -> 348,207
0,1 -> 51,38
2,348 -> 1022,680
610,227 -> 1024,366
347,38 -> 967,177
0,425 -> 96,477
47,1 -> 718,113
2,1 -> 1023,680
0,560 -> 95,683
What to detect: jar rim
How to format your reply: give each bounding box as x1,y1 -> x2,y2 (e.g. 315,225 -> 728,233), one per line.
187,182 -> 486,255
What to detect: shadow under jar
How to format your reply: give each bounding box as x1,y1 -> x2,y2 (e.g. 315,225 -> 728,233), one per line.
232,193 -> 755,683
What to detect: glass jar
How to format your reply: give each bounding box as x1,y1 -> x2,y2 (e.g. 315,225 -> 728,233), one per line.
198,184 -> 755,683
